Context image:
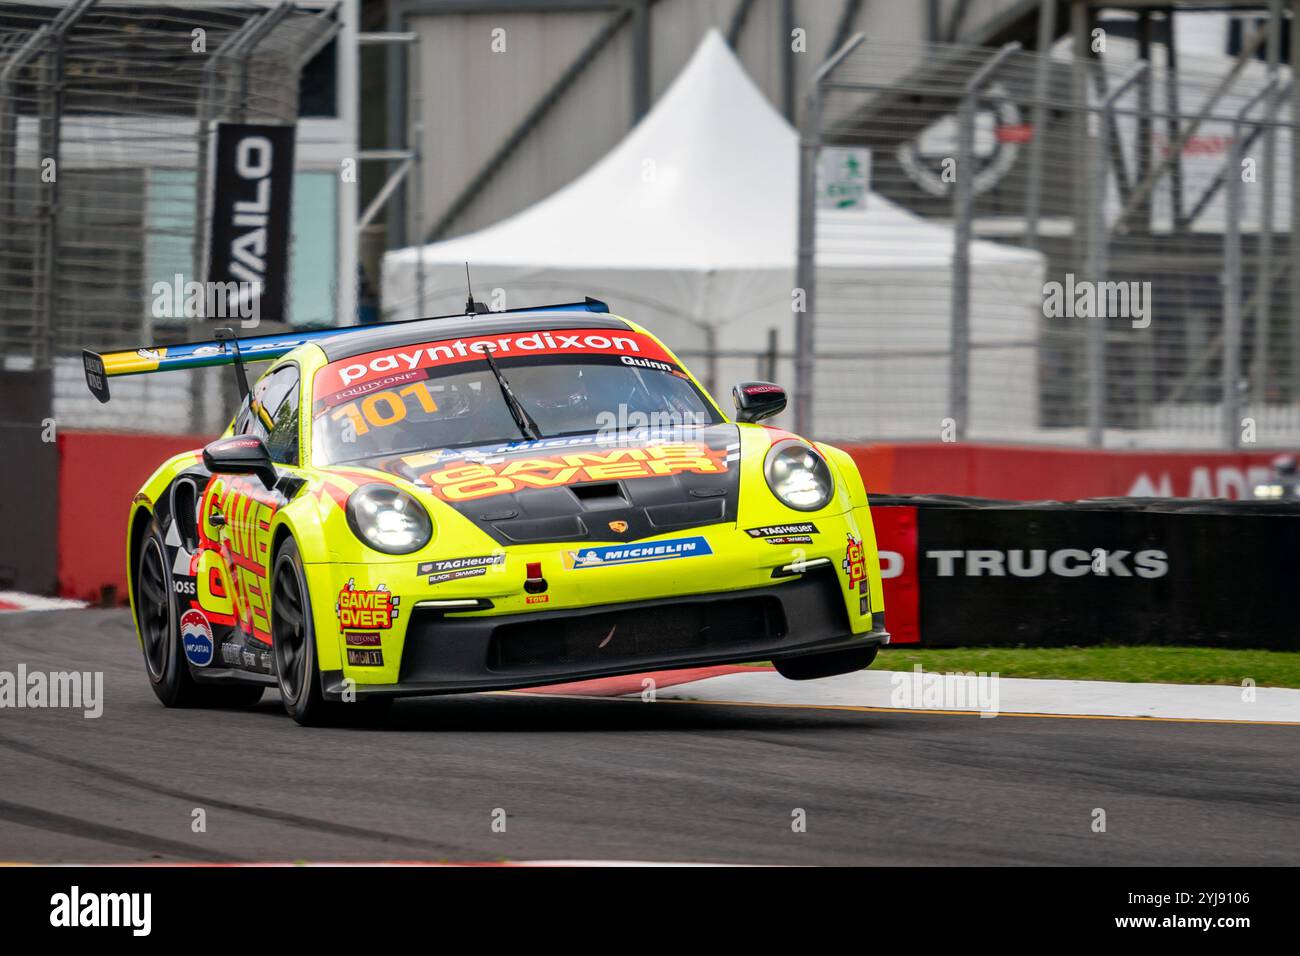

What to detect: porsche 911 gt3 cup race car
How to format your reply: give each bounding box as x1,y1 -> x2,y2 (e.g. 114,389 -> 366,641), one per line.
83,298 -> 888,725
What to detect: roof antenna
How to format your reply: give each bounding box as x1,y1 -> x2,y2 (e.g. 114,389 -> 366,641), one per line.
464,262 -> 489,315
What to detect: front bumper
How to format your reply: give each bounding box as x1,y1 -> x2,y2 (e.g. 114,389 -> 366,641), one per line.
320,565 -> 888,699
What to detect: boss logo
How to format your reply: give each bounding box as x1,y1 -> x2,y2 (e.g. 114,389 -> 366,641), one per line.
926,548 -> 1169,579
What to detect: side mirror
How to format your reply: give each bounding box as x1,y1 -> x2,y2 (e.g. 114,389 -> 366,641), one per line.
732,381 -> 787,423
203,435 -> 277,489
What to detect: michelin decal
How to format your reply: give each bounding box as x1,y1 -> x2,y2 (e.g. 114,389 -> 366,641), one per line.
564,536 -> 712,569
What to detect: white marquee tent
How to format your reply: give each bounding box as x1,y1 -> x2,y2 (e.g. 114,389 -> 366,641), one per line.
382,29 -> 1045,440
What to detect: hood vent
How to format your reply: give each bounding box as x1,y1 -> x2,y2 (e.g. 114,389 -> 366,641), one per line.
494,515 -> 589,543
570,482 -> 627,506
645,499 -> 726,529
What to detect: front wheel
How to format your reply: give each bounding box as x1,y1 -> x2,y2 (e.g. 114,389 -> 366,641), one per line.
773,645 -> 878,681
270,538 -> 392,726
271,537 -> 332,725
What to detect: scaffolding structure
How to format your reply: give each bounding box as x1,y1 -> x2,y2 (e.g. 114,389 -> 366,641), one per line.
796,1 -> 1300,449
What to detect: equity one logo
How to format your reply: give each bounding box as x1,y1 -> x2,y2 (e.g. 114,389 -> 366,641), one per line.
926,548 -> 1169,578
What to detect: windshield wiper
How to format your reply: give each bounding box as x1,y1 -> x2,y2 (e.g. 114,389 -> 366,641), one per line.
479,346 -> 541,441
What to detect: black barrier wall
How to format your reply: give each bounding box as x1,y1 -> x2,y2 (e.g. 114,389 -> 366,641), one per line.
875,496 -> 1300,650
0,369 -> 58,593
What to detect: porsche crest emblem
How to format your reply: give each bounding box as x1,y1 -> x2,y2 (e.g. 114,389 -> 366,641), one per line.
608,520 -> 629,533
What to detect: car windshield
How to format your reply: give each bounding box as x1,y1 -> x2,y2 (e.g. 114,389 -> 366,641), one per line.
311,328 -> 720,464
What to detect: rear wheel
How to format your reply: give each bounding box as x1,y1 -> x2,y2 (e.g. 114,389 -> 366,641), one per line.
135,519 -> 263,708
773,645 -> 878,681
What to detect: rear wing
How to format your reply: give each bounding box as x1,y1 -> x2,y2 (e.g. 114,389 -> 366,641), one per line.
81,298 -> 610,403
81,329 -> 337,403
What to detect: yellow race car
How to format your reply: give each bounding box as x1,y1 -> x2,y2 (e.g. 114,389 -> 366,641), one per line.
83,299 -> 888,725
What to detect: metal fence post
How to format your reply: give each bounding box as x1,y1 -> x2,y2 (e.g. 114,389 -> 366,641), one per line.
950,42 -> 1019,442
409,34 -> 426,317
794,32 -> 864,437
195,13 -> 267,312
32,0 -> 97,370
0,27 -> 50,364
356,33 -> 418,293
236,3 -> 294,123
1291,8 -> 1300,403
1251,0 -> 1282,406
1084,62 -> 1146,447
794,80 -> 819,437
191,11 -> 270,433
1225,81 -> 1278,449
1024,0 -> 1055,251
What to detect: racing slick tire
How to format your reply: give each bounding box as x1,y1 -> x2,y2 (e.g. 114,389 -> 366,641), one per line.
773,645 -> 878,681
135,519 -> 264,709
271,537 -> 391,727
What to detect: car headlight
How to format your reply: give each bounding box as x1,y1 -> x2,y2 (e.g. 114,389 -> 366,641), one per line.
346,484 -> 432,554
764,440 -> 834,511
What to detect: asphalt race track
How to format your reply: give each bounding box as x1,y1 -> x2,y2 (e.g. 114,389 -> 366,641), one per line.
1,609 -> 1296,865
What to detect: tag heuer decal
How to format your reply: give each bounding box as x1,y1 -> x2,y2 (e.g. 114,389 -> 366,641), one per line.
427,566 -> 489,585
418,554 -> 505,575
745,523 -> 818,538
